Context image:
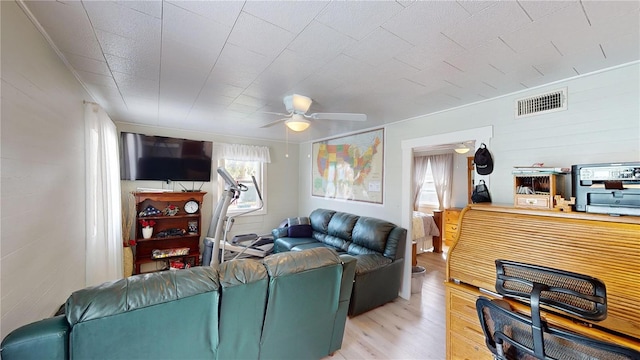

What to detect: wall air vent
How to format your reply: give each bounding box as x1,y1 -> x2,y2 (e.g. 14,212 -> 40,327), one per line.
515,88 -> 567,118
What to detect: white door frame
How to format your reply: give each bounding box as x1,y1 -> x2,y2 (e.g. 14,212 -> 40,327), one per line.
399,126 -> 493,299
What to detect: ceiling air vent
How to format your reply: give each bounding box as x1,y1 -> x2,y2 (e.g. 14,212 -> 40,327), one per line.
515,88 -> 567,118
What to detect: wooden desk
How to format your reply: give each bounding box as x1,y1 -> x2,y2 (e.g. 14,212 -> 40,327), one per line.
445,205 -> 640,359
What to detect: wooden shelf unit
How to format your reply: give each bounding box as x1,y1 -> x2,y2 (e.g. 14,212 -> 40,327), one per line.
133,191 -> 206,274
513,173 -> 564,209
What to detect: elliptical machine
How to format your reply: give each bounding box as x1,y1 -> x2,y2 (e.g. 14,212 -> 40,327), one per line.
202,167 -> 272,267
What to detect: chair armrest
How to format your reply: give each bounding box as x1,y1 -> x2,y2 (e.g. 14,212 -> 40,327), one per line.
1,315 -> 69,360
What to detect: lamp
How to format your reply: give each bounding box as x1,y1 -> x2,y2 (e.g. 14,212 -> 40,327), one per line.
285,114 -> 310,132
454,143 -> 470,154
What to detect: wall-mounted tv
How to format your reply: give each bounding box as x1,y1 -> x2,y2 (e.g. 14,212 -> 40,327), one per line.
120,132 -> 213,182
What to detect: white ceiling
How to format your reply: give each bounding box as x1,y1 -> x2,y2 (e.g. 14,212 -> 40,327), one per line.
20,0 -> 640,142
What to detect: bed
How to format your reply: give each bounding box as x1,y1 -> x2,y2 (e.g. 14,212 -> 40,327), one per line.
412,211 -> 442,253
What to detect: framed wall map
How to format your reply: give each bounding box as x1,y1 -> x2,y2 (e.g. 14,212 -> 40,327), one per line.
312,128 -> 384,204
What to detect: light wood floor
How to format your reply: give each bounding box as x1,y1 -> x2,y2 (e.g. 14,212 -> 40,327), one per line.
327,251 -> 447,360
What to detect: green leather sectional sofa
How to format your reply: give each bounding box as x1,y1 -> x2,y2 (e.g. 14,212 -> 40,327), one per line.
272,209 -> 407,316
1,248 -> 356,360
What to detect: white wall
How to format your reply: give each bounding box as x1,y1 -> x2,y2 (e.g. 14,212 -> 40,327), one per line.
299,62 -> 639,298
1,1 -> 90,339
116,123 -> 300,260
301,62 -> 639,220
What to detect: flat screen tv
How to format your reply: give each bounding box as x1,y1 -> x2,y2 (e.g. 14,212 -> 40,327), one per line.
120,132 -> 213,182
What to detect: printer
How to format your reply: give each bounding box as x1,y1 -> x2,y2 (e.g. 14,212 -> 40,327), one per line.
572,162 -> 640,216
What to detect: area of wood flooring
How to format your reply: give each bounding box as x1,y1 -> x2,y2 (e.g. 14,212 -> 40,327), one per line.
327,251 -> 447,360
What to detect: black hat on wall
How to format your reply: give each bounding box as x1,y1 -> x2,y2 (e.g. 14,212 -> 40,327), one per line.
474,143 -> 493,175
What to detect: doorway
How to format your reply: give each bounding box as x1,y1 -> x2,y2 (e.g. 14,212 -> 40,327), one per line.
397,126 -> 493,299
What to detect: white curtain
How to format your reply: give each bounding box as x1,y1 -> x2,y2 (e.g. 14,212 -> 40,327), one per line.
85,102 -> 123,286
215,143 -> 271,163
413,156 -> 430,210
428,153 -> 454,210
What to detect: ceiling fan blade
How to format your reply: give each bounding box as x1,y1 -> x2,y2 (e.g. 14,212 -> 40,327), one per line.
260,111 -> 291,116
308,113 -> 367,121
260,117 -> 288,128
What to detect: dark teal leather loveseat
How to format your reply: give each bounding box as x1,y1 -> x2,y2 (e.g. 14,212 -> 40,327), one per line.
1,248 -> 356,360
272,209 -> 407,316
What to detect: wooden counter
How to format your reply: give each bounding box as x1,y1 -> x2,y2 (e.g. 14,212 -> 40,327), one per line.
445,204 -> 640,359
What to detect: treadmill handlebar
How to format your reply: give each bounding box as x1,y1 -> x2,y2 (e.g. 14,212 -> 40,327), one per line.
217,167 -> 237,188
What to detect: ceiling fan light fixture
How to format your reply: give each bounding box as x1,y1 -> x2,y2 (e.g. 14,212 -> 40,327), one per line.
284,94 -> 312,113
454,143 -> 470,154
285,116 -> 310,132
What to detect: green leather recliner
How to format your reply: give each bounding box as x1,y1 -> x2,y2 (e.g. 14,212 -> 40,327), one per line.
0,248 -> 356,360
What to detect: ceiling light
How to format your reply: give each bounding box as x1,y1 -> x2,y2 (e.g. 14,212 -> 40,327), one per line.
454,143 -> 470,154
285,115 -> 310,132
284,94 -> 313,113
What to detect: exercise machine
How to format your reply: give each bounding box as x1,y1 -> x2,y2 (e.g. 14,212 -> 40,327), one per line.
203,167 -> 273,267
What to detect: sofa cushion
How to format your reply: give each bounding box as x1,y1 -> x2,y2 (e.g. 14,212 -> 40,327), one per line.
288,224 -> 313,238
310,209 -> 336,233
351,217 -> 395,255
319,234 -> 350,251
274,237 -> 317,253
218,259 -> 268,360
263,247 -> 341,277
66,267 -> 219,325
292,242 -> 345,253
352,253 -> 393,275
260,248 -> 343,359
327,212 -> 359,241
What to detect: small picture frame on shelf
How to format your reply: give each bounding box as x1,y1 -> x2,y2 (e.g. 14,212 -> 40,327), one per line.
185,256 -> 196,268
187,220 -> 198,234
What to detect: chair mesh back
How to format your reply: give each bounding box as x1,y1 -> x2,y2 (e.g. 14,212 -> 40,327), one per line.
496,260 -> 607,321
477,297 -> 640,360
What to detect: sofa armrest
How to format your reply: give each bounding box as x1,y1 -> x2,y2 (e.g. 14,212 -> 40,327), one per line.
330,254 -> 357,353
338,254 -> 357,302
0,315 -> 69,360
348,258 -> 404,316
272,227 -> 288,240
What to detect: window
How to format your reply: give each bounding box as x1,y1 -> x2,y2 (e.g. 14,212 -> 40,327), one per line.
219,159 -> 266,214
419,160 -> 439,209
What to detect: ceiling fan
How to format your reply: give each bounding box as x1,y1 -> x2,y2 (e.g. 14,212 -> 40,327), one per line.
260,94 -> 367,132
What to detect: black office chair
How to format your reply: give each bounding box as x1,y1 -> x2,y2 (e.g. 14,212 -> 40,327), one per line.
476,260 -> 640,360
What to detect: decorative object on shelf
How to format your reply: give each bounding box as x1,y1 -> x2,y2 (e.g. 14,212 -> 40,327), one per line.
474,143 -> 493,175
169,260 -> 186,270
139,219 -> 156,239
163,204 -> 179,216
151,247 -> 190,259
187,220 -> 198,234
184,200 -> 199,214
514,173 -> 565,209
141,227 -> 153,239
139,205 -> 161,217
554,195 -> 576,212
156,228 -> 186,238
